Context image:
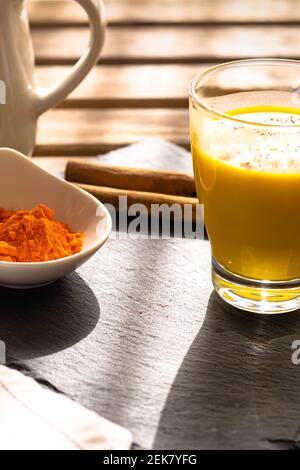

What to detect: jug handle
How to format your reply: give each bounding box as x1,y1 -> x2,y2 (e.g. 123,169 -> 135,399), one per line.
35,0 -> 106,116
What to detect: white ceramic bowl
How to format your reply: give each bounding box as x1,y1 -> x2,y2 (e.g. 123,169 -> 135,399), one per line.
0,148 -> 112,288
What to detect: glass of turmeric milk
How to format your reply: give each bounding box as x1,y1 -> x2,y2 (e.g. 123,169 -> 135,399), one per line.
190,58 -> 300,314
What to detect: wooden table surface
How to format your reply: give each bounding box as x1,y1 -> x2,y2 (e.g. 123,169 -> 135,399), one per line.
7,0 -> 300,449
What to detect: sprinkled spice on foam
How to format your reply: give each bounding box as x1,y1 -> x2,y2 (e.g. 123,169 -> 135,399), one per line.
202,111 -> 300,172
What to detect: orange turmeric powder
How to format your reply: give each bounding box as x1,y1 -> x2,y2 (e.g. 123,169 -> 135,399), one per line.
0,204 -> 83,262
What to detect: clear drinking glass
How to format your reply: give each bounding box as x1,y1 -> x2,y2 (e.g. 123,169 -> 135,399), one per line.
190,59 -> 300,314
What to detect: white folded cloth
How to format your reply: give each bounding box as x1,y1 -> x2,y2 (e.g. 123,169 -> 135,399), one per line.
0,365 -> 132,450
98,138 -> 193,173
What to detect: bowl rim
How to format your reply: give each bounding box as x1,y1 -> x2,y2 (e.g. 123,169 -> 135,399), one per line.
0,148 -> 113,268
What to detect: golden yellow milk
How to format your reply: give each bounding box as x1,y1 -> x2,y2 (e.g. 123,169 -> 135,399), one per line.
191,106 -> 300,281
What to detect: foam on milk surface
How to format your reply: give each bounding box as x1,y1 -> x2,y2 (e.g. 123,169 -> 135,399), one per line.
205,111 -> 300,172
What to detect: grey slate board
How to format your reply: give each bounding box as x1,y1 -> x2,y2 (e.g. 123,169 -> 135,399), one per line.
1,238 -> 300,449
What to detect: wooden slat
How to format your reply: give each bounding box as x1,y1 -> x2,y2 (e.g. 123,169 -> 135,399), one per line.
35,108 -> 189,155
36,64 -> 206,107
27,0 -> 300,26
37,64 -> 292,109
32,26 -> 300,65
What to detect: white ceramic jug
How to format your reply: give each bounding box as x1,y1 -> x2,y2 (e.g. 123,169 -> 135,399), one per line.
0,0 -> 106,156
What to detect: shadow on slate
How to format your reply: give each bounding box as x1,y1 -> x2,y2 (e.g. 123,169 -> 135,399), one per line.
0,272 -> 100,360
154,292 -> 300,450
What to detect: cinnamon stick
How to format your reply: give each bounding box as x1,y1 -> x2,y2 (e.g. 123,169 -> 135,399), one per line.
66,160 -> 196,197
74,183 -> 199,223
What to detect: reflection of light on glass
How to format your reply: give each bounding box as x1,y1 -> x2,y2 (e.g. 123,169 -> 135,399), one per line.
291,83 -> 300,106
0,81 -> 5,105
